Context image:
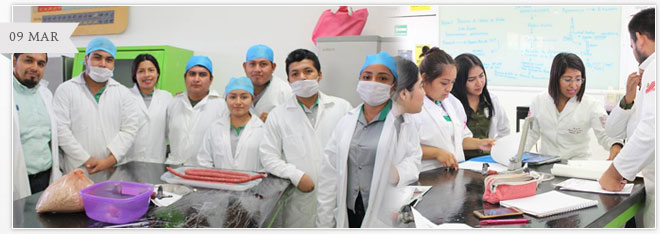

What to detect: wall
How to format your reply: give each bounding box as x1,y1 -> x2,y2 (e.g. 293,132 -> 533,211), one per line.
12,5 -> 399,93
392,6 -> 439,61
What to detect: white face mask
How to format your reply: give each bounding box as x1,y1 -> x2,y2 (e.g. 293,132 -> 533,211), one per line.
291,79 -> 320,98
88,66 -> 113,83
356,81 -> 392,106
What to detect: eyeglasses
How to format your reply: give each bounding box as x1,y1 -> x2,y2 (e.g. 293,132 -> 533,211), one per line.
561,77 -> 584,84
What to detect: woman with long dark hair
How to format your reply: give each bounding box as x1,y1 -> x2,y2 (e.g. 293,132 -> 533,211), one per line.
126,53 -> 173,163
451,53 -> 510,158
411,47 -> 495,171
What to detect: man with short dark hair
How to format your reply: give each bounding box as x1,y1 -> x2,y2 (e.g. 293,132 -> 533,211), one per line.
243,44 -> 292,122
600,7 -> 655,228
53,37 -> 140,174
260,48 -> 351,227
166,55 -> 227,166
12,53 -> 62,200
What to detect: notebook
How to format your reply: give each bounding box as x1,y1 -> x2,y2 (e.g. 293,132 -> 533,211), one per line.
500,191 -> 598,217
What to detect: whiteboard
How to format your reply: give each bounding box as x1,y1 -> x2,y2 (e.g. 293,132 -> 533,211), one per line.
438,6 -> 622,89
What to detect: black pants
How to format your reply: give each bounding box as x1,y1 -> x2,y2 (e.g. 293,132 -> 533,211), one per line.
347,192 -> 365,228
29,168 -> 51,194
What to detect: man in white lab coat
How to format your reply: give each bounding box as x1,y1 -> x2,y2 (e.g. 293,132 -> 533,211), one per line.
12,53 -> 62,200
260,49 -> 352,227
166,55 -> 227,166
243,44 -> 293,122
53,37 -> 140,174
600,8 -> 655,228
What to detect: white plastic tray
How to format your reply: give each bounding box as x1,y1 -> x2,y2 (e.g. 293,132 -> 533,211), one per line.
160,167 -> 263,191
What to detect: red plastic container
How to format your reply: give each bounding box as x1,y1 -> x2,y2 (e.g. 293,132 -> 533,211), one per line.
80,181 -> 153,224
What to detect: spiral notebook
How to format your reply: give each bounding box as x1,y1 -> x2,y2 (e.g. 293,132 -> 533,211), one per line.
500,191 -> 598,217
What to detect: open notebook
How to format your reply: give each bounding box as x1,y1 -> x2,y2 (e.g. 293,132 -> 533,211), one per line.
500,191 -> 598,218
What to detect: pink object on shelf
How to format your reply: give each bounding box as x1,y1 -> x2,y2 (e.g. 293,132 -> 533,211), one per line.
311,6 -> 369,45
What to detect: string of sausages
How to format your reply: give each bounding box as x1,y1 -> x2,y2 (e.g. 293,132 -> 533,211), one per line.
167,167 -> 266,184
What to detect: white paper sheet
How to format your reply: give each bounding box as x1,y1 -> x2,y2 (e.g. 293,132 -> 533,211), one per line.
411,207 -> 472,229
490,132 -> 523,166
555,178 -> 634,195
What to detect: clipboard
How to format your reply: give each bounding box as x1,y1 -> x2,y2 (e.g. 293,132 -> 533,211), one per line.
522,152 -> 560,166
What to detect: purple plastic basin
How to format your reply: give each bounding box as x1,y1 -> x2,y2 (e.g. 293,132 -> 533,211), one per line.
80,180 -> 153,224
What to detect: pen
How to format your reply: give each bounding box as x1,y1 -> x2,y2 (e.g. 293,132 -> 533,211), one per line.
103,221 -> 150,228
480,219 -> 530,225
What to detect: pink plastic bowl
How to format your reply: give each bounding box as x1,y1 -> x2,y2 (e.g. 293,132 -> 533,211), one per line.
80,180 -> 153,224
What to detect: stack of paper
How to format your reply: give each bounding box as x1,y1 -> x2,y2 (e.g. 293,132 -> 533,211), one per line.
555,178 -> 634,195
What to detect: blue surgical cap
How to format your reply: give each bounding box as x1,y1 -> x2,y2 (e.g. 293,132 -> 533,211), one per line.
185,55 -> 213,75
225,76 -> 254,97
85,37 -> 117,58
359,51 -> 398,80
246,44 -> 274,62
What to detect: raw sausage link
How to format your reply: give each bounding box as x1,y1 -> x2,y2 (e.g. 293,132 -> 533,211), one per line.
185,168 -> 252,177
168,167 -> 266,184
184,169 -> 247,179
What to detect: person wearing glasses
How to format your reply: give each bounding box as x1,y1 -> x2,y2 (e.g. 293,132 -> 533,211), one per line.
524,52 -> 622,160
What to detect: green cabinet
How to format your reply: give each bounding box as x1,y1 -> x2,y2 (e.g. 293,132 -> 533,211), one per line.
71,45 -> 193,96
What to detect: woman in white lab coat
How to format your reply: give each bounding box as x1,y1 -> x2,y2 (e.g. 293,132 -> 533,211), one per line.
451,53 -> 510,159
525,53 -> 622,160
410,48 -> 496,172
127,54 -> 173,164
197,76 -> 264,171
316,53 -> 423,228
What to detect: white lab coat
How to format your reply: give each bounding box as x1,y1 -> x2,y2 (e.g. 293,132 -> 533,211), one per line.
127,86 -> 173,163
53,74 -> 140,173
260,92 -> 352,227
482,94 -> 510,139
412,95 -> 473,172
316,104 -> 422,228
197,112 -> 264,171
252,75 -> 293,116
12,80 -> 62,200
525,92 -> 620,160
166,90 -> 227,166
608,53 -> 656,228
